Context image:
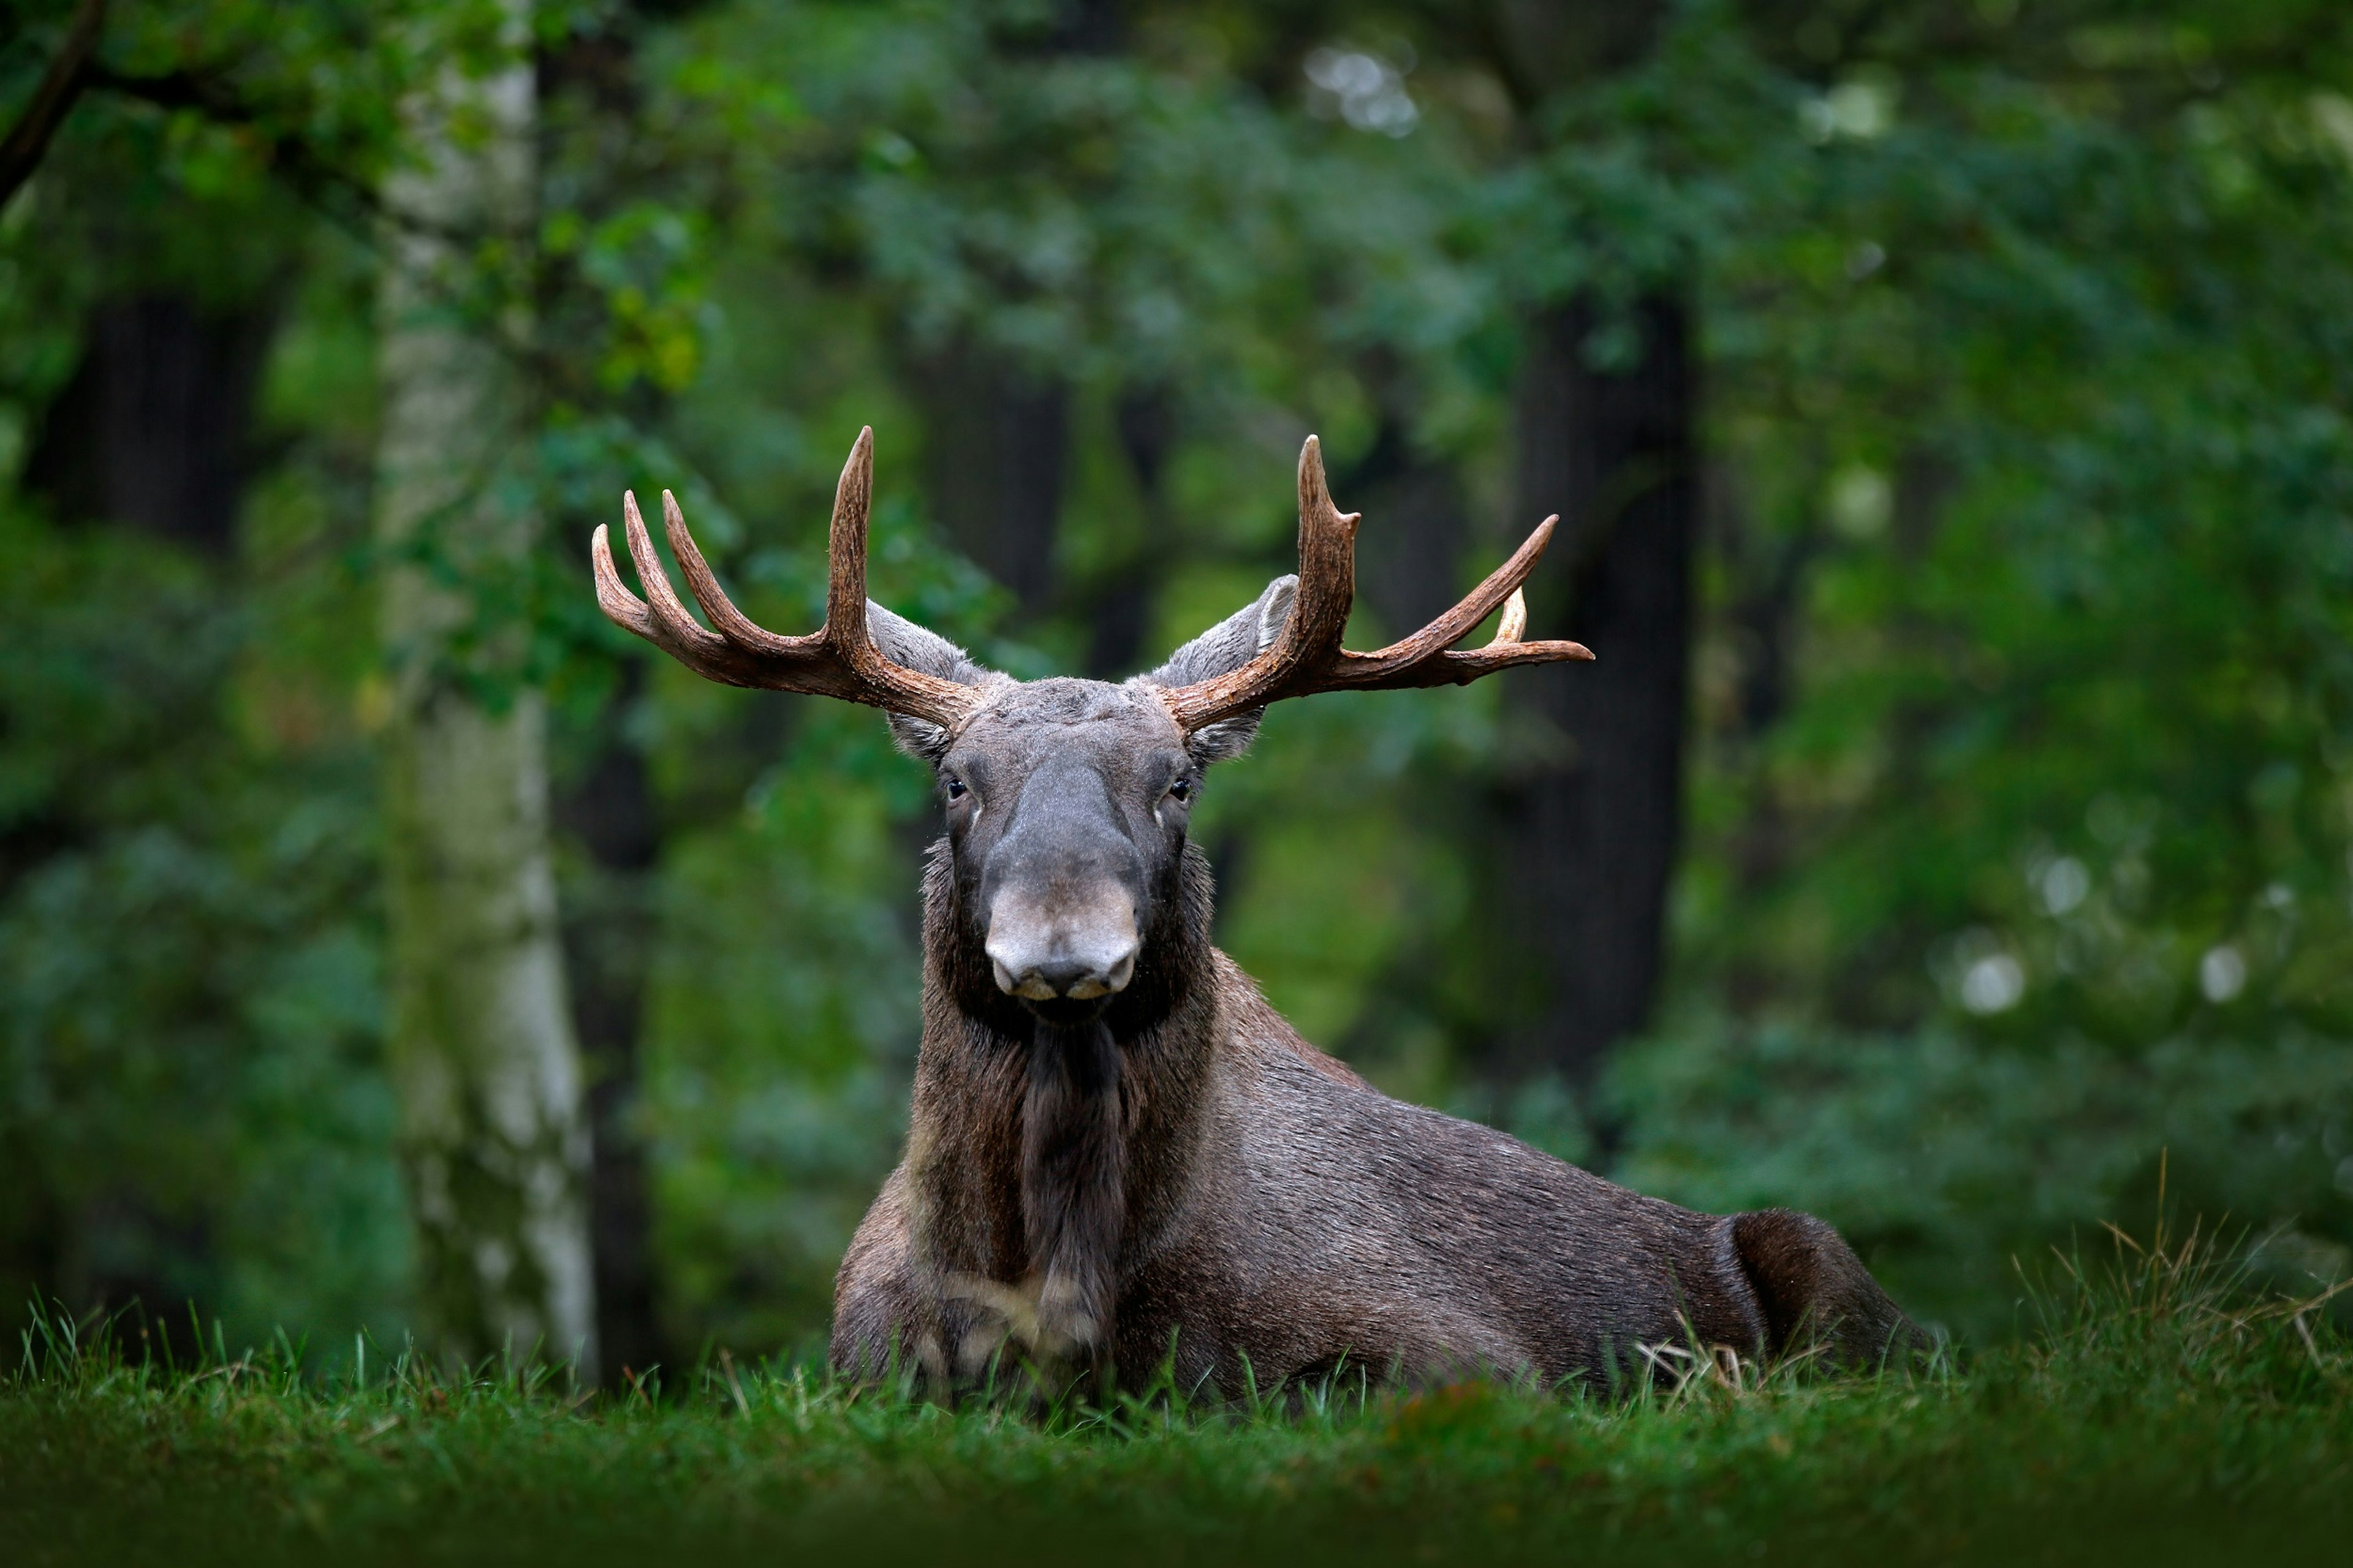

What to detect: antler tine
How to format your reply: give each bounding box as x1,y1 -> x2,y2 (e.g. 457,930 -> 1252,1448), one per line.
663,489 -> 818,658
589,430 -> 986,727
1159,436 -> 1594,733
1282,432 -> 1364,680
819,425 -> 883,678
1157,436 -> 1360,730
590,520 -> 656,640
805,426 -> 986,722
1496,588 -> 1528,645
1330,511 -> 1594,688
610,489 -> 773,687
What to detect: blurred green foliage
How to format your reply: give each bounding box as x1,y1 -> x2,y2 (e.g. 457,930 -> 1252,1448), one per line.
2,0 -> 2349,1360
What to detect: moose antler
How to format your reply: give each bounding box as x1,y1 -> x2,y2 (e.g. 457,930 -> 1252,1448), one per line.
1156,436 -> 1593,733
590,427 -> 988,729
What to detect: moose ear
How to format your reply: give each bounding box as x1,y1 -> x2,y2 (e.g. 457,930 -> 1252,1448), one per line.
868,601 -> 1003,763
1137,575 -> 1297,765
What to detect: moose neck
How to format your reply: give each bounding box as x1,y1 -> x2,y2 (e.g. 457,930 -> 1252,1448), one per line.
1020,1017 -> 1124,1358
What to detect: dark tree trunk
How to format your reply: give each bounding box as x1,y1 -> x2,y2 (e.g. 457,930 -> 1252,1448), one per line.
4,292 -> 275,1344
1338,401 -> 1469,638
532,4 -> 746,1384
1489,295 -> 1697,1083
557,662 -> 669,1383
1715,461 -> 1818,896
24,294 -> 276,553
905,340 -> 1071,619
1084,385 -> 1176,676
898,2 -> 1129,632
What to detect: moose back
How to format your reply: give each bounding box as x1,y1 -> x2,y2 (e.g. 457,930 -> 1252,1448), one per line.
593,428 -> 1920,1392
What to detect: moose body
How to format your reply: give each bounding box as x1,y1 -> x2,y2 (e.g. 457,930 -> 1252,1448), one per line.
594,429 -> 1919,1395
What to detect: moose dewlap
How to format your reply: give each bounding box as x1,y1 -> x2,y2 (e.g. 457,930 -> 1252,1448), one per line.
593,428 -> 1919,1393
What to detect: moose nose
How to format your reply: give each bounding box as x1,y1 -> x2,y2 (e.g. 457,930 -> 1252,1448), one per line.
994,948 -> 1138,1002
984,884 -> 1140,1003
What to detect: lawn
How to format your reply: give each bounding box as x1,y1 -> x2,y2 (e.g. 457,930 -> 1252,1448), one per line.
5,1229 -> 2347,1568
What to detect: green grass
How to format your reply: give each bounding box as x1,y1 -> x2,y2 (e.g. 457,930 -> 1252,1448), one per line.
4,1224 -> 2348,1567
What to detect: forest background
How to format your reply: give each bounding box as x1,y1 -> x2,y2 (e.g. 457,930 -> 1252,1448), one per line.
3,0 -> 2351,1379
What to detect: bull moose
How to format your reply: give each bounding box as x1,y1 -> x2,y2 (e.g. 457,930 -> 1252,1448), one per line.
592,427 -> 1920,1395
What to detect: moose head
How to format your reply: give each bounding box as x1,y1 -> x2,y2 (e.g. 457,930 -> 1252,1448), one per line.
593,427 -> 1591,1028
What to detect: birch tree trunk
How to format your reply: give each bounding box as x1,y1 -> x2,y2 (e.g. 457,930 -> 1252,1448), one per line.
374,1 -> 596,1374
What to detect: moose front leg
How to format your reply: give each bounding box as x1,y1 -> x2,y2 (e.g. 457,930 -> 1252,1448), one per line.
831,1168 -> 950,1384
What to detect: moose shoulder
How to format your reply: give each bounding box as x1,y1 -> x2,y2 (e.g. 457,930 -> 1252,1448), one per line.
593,428 -> 1921,1394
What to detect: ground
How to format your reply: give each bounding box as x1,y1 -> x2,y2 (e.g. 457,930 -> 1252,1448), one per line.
4,1235 -> 2347,1567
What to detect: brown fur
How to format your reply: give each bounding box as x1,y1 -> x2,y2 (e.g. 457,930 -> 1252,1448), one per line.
811,598 -> 1920,1396
832,843 -> 1922,1395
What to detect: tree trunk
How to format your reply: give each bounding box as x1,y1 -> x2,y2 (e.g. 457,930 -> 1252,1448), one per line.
905,338 -> 1070,618
1337,362 -> 1469,638
533,3 -> 675,1390
895,3 -> 1129,631
24,293 -> 277,555
1088,385 -> 1176,675
375,1 -> 594,1373
1490,295 -> 1697,1084
9,284 -> 276,1345
557,662 -> 668,1382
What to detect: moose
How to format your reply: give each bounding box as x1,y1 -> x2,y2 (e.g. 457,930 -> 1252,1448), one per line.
592,427 -> 1920,1395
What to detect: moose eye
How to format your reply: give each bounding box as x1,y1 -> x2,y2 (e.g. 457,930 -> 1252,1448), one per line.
944,776 -> 968,801
1167,778 -> 1194,804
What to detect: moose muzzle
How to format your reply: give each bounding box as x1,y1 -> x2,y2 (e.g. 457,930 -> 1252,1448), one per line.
985,880 -> 1140,1001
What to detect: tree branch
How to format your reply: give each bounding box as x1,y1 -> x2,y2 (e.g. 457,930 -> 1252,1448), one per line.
84,61 -> 398,233
0,0 -> 108,208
